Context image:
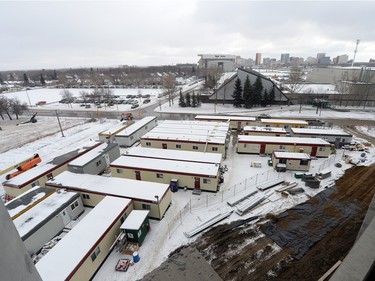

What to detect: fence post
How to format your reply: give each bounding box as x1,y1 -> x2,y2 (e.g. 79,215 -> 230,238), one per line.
256,173 -> 258,184
189,199 -> 192,213
180,211 -> 182,225
206,195 -> 208,207
245,178 -> 247,189
222,190 -> 224,202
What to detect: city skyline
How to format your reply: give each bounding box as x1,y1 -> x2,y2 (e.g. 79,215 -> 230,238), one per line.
1,0 -> 375,71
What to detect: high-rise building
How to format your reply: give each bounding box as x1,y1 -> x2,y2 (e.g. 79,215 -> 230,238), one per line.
316,53 -> 326,60
255,53 -> 262,65
281,53 -> 290,64
334,54 -> 349,64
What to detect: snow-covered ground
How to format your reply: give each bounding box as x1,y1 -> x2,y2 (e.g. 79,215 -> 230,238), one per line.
1,88 -> 375,280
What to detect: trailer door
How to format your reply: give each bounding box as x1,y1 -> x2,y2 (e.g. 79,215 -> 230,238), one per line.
260,144 -> 266,154
311,146 -> 318,156
162,143 -> 167,149
194,177 -> 200,189
135,171 -> 141,180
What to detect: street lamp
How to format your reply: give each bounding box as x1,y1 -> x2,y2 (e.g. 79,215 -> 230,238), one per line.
154,195 -> 160,220
26,89 -> 32,107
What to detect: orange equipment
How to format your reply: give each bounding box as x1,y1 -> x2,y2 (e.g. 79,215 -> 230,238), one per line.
5,154 -> 42,180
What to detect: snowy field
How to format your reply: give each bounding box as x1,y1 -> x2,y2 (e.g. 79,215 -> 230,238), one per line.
1,88 -> 375,280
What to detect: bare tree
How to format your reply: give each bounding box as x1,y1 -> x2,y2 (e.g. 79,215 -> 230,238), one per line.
162,74 -> 176,106
60,89 -> 74,108
79,90 -> 89,105
334,71 -> 359,107
284,66 -> 305,98
203,67 -> 223,111
10,98 -> 28,119
0,96 -> 13,120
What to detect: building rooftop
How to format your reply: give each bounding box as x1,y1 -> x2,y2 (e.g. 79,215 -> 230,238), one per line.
120,210 -> 149,230
36,196 -> 132,281
195,115 -> 256,121
125,147 -> 222,164
142,132 -> 226,144
116,116 -> 157,137
68,142 -> 117,167
291,128 -> 352,136
47,171 -> 169,201
260,119 -> 309,125
273,151 -> 311,159
238,135 -> 331,145
111,155 -> 220,177
243,126 -> 287,133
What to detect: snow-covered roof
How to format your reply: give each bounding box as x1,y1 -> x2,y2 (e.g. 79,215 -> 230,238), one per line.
116,116 -> 157,137
111,156 -> 219,177
3,142 -> 100,187
120,210 -> 149,230
36,196 -> 132,281
98,122 -> 133,136
46,171 -> 169,201
142,132 -> 226,144
5,186 -> 54,218
68,143 -> 117,167
291,128 -> 352,136
13,190 -> 79,239
195,115 -> 256,121
260,119 -> 309,125
125,147 -> 222,164
156,123 -> 230,133
282,83 -> 339,95
150,127 -> 228,138
273,151 -> 311,160
238,135 -> 331,145
243,126 -> 287,133
160,120 -> 230,130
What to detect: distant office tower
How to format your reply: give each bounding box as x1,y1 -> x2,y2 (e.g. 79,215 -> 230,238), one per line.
281,53 -> 290,64
255,53 -> 262,65
335,54 -> 349,64
316,53 -> 326,60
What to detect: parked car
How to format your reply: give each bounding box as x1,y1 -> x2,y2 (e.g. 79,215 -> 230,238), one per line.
143,99 -> 151,104
131,104 -> 139,109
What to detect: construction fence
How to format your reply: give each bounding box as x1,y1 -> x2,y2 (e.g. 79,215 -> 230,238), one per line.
166,169 -> 283,237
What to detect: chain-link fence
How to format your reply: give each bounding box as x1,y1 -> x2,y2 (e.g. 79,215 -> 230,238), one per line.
166,169 -> 283,237
317,153 -> 339,171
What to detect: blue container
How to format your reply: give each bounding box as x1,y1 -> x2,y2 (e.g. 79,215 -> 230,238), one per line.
132,251 -> 140,263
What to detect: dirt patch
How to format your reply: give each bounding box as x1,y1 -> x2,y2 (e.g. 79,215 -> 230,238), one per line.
190,164 -> 375,281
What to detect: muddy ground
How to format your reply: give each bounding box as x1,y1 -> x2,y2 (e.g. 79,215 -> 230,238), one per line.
192,164 -> 375,281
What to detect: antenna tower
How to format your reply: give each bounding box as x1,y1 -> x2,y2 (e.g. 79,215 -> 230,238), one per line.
351,39 -> 360,67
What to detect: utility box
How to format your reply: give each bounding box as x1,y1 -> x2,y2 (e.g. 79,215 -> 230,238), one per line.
120,210 -> 150,246
169,179 -> 179,192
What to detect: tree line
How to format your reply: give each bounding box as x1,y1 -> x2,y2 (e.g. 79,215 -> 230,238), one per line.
232,75 -> 276,108
0,96 -> 28,120
178,90 -> 201,108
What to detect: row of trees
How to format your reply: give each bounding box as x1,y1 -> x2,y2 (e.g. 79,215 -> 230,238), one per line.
178,90 -> 201,108
232,76 -> 276,108
59,88 -> 117,108
0,96 -> 28,120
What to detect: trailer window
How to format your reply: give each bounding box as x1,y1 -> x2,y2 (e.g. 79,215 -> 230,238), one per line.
176,144 -> 181,149
319,147 -> 326,151
203,179 -> 211,184
192,146 -> 198,150
142,204 -> 151,210
116,169 -> 124,174
70,201 -> 79,210
300,159 -> 309,165
31,181 -> 40,187
127,233 -> 134,239
146,142 -> 151,146
91,246 -> 101,262
156,173 -> 164,178
212,147 -> 218,152
82,194 -> 90,200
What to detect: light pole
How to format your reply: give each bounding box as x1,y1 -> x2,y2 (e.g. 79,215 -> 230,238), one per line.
154,195 -> 160,220
25,89 -> 32,107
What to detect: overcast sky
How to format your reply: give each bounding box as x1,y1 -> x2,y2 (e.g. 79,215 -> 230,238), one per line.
1,0 -> 374,71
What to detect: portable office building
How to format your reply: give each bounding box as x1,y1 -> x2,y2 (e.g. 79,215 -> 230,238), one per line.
242,126 -> 288,137
141,132 -> 227,157
98,121 -> 134,143
290,128 -> 353,147
111,155 -> 221,192
46,171 -> 171,220
2,142 -> 102,200
237,135 -> 331,157
260,118 -> 309,130
36,196 -> 133,281
272,151 -> 311,171
13,190 -> 83,256
5,186 -> 55,220
68,142 -> 120,175
124,146 -> 223,165
114,116 -> 157,147
120,210 -> 150,246
194,115 -> 257,130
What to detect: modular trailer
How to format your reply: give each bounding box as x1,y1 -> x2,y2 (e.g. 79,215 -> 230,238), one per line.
111,155 -> 221,192
114,116 -> 158,147
36,196 -> 133,281
124,146 -> 223,165
194,115 -> 257,130
141,132 -> 227,157
46,171 -> 171,220
260,118 -> 309,129
237,135 -> 331,157
13,190 -> 83,256
2,142 -> 102,200
5,186 -> 55,220
290,128 -> 353,147
68,142 -> 120,175
272,151 -> 311,172
98,121 -> 134,143
242,126 -> 288,137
